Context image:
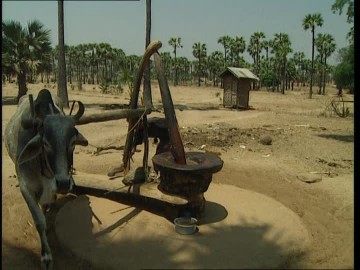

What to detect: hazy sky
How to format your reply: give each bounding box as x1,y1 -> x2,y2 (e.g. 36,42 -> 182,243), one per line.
2,0 -> 351,65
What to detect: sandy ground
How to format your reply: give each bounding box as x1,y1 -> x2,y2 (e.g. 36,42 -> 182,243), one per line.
2,82 -> 354,269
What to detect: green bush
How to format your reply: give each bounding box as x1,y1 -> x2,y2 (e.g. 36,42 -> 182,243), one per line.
333,44 -> 354,94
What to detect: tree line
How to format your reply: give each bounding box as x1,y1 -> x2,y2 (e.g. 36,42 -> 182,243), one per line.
2,0 -> 353,101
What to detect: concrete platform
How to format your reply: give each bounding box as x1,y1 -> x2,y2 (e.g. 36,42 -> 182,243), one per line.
55,183 -> 310,269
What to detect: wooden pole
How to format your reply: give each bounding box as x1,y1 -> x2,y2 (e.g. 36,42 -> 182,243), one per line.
76,108 -> 145,125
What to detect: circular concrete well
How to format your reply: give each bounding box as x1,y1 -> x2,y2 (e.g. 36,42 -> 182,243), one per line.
55,183 -> 310,269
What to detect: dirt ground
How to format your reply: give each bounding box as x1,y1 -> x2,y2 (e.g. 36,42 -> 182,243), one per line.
2,82 -> 354,269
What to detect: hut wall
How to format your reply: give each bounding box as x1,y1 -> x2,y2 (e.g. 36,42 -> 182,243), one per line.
236,79 -> 251,108
223,75 -> 238,107
222,73 -> 252,108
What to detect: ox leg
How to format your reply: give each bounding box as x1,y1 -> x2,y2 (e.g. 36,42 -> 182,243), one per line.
19,182 -> 53,270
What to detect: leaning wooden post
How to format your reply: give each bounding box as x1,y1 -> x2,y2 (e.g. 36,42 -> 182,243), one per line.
153,51 -> 186,165
123,41 -> 162,174
142,1 -> 153,183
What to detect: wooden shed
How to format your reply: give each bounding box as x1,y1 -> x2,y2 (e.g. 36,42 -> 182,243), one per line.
220,67 -> 259,109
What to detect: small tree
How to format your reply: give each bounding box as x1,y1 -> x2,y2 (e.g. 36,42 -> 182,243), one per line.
2,20 -> 52,102
333,44 -> 354,94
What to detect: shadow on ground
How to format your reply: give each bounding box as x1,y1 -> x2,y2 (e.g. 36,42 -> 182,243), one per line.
2,96 -> 17,105
2,240 -> 39,270
55,195 -> 308,269
317,133 -> 354,143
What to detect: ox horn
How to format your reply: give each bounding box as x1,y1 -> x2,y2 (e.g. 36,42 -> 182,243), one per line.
70,101 -> 85,122
21,95 -> 39,129
29,95 -> 35,117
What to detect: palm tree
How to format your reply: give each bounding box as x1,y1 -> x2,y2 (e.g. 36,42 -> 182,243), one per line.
247,42 -> 257,70
315,33 -> 336,95
208,51 -> 224,86
261,39 -> 272,78
322,35 -> 336,94
247,32 -> 265,89
160,52 -> 172,78
301,59 -> 312,86
87,43 -> 96,84
177,56 -> 191,84
168,37 -> 183,86
57,0 -> 69,107
32,36 -> 53,84
2,19 -> 52,102
286,58 -> 297,90
272,33 -> 292,94
112,47 -> 126,80
192,42 -> 207,86
229,36 -> 246,67
292,51 -> 306,86
51,46 -> 58,83
217,35 -> 231,67
302,13 -> 324,99
262,40 -> 271,61
252,32 -> 266,73
315,34 -> 326,94
99,42 -> 112,82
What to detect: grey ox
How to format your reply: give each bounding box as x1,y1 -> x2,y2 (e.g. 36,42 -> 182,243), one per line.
4,89 -> 88,269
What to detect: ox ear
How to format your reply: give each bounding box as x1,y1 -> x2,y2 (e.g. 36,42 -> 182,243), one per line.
17,134 -> 43,165
75,131 -> 88,146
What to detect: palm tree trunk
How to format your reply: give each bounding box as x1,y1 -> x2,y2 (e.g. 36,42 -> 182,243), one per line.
83,67 -> 86,84
198,56 -> 202,87
174,49 -> 178,86
281,61 -> 285,94
91,51 -> 95,84
57,0 -> 69,108
96,62 -> 99,84
143,0 -> 152,108
17,71 -> 27,102
309,27 -> 315,99
322,57 -> 327,95
52,54 -> 57,83
68,54 -> 72,84
104,58 -> 108,81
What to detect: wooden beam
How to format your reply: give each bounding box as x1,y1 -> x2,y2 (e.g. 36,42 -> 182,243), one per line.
76,108 -> 145,125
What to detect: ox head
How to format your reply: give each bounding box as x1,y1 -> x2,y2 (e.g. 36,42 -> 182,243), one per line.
18,89 -> 88,194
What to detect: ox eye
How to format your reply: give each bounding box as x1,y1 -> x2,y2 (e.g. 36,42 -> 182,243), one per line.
43,140 -> 53,153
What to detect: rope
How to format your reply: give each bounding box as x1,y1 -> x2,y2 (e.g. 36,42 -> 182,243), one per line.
83,109 -> 147,150
126,109 -> 147,135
